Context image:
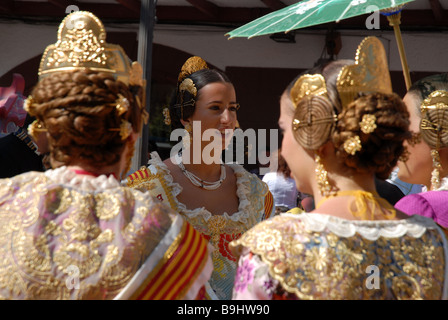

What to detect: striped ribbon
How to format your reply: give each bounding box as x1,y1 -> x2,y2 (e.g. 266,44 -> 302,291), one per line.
130,221 -> 209,300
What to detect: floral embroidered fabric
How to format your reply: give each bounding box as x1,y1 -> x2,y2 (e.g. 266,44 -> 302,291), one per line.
0,168 -> 183,299
133,152 -> 274,300
230,213 -> 448,300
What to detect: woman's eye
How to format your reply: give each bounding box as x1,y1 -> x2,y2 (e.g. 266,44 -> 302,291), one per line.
210,105 -> 220,110
229,104 -> 240,112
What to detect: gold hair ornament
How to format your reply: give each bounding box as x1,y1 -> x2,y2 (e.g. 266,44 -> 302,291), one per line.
359,114 -> 377,134
178,56 -> 208,83
336,37 -> 393,109
27,120 -> 47,140
343,135 -> 362,155
23,95 -> 33,113
109,119 -> 132,140
290,74 -> 328,108
39,11 -> 143,86
290,74 -> 337,149
175,56 -> 209,117
115,94 -> 130,117
420,90 -> 448,190
420,90 -> 448,146
179,78 -> 197,97
163,107 -> 171,125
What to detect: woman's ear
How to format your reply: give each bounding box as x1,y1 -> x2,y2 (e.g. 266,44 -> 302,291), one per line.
316,140 -> 333,157
180,118 -> 191,128
128,131 -> 139,144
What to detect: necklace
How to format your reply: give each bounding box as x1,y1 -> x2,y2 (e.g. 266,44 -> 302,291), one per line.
316,190 -> 396,220
175,153 -> 226,190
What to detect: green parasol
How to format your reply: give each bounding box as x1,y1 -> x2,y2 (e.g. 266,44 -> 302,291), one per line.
226,0 -> 415,90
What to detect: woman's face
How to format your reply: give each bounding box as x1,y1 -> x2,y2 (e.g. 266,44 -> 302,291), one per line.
188,82 -> 238,151
397,92 -> 433,187
278,93 -> 315,195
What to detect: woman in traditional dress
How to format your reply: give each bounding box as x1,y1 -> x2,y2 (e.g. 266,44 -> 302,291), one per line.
127,56 -> 274,300
0,11 -> 212,300
230,37 -> 448,300
395,73 -> 448,234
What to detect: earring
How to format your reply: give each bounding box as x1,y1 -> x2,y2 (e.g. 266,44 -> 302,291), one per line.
183,123 -> 192,149
398,146 -> 410,163
408,131 -> 422,146
431,149 -> 442,190
315,154 -> 334,197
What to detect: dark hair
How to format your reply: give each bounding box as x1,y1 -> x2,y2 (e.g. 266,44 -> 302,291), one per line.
169,68 -> 232,130
28,70 -> 144,169
333,92 -> 411,179
277,153 -> 291,178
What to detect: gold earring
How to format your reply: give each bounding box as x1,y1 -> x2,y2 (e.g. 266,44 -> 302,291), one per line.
398,147 -> 410,163
27,120 -> 47,140
315,154 -> 334,197
408,131 -> 422,146
183,123 -> 192,149
431,149 -> 442,190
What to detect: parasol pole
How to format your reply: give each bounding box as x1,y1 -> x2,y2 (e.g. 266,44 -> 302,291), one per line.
384,10 -> 412,90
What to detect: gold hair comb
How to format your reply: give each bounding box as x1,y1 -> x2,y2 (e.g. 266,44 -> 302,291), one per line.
290,74 -> 328,108
39,11 -> 143,87
337,37 -> 392,109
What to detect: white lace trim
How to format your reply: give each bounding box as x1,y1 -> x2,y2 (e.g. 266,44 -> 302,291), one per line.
281,212 -> 439,241
436,177 -> 448,191
45,166 -> 121,192
147,151 -> 254,223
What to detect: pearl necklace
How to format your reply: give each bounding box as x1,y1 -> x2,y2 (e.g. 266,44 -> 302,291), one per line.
175,154 -> 226,190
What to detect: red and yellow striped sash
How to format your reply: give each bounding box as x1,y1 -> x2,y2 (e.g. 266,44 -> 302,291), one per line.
128,167 -> 150,184
130,221 -> 209,300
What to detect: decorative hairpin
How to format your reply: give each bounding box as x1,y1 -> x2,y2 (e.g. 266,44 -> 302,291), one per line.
179,78 -> 197,97
178,56 -> 209,83
23,95 -> 33,113
343,135 -> 362,155
290,74 -> 328,108
116,94 -> 130,116
359,114 -> 377,134
420,90 -> 448,149
119,120 -> 132,140
27,120 -> 47,140
337,37 -> 393,110
163,107 -> 171,125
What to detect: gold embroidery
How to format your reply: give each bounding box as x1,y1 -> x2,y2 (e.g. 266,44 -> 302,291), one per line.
94,193 -> 121,220
231,215 -> 446,300
127,167 -> 178,211
0,172 -> 175,299
127,158 -> 271,300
